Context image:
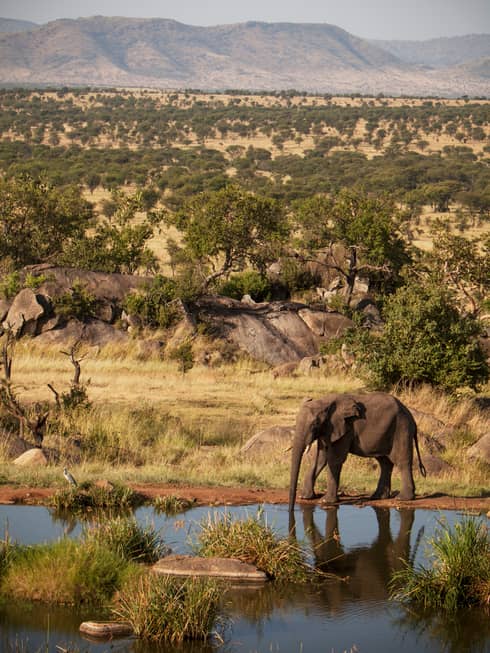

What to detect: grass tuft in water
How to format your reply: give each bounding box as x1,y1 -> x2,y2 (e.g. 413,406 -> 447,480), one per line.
51,481 -> 143,513
390,516 -> 490,611
83,516 -> 166,563
195,508 -> 311,582
1,538 -> 134,605
153,494 -> 196,515
112,573 -> 223,642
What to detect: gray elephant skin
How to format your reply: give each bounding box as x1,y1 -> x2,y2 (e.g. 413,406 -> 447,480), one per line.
288,392 -> 426,512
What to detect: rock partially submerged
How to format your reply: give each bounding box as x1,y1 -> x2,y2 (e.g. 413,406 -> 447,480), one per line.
152,555 -> 268,583
79,621 -> 133,639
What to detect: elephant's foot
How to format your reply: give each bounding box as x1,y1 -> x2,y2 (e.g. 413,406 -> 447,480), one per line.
320,494 -> 339,505
299,491 -> 322,500
370,489 -> 391,500
397,490 -> 415,501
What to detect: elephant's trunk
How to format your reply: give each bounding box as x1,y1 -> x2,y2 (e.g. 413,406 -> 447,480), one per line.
288,433 -> 306,514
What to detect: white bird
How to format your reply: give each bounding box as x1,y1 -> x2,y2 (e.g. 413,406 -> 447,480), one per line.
63,467 -> 78,487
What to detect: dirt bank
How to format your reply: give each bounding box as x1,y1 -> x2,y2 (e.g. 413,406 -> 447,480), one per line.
0,484 -> 489,512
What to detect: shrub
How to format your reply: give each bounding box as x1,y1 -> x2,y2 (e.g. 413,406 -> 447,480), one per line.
123,275 -> 180,329
218,270 -> 272,302
345,281 -> 489,391
195,510 -> 310,582
390,516 -> 490,611
53,281 -> 99,321
112,574 -> 222,642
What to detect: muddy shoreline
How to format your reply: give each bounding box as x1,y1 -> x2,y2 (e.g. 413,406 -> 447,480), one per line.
0,484 -> 489,512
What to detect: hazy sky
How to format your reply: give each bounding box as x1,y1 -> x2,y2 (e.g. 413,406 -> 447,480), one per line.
0,0 -> 489,40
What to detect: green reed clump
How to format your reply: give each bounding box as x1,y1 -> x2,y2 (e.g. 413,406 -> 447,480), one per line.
0,531 -> 13,579
112,573 -> 222,643
51,481 -> 143,513
390,516 -> 490,611
1,538 -> 133,605
195,510 -> 310,582
83,516 -> 166,563
153,495 -> 196,515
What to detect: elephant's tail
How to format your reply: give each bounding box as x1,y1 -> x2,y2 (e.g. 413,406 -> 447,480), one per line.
413,425 -> 427,478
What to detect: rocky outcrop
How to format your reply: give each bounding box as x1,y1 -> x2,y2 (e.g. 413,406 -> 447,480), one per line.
3,267 -> 356,365
196,296 -> 353,366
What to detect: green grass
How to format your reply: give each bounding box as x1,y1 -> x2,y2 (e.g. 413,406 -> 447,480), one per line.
1,538 -> 135,605
195,508 -> 311,582
390,516 -> 490,611
83,516 -> 166,563
50,481 -> 144,513
112,573 -> 223,642
153,494 -> 196,515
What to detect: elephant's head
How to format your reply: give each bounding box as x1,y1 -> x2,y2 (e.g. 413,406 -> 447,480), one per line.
288,394 -> 361,514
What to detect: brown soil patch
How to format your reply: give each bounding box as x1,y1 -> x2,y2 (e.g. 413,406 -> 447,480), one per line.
0,484 -> 488,512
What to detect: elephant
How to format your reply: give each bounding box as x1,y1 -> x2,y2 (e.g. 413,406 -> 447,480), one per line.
288,392 -> 426,513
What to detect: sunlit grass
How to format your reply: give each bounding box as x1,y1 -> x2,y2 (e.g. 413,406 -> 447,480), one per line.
390,516 -> 490,611
0,347 -> 488,498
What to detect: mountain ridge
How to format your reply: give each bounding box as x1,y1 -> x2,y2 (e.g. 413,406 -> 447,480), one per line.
0,16 -> 488,96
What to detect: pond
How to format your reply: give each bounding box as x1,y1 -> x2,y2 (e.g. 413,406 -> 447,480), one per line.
0,503 -> 488,653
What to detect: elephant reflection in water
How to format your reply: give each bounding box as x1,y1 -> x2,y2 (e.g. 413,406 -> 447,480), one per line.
302,506 -> 420,606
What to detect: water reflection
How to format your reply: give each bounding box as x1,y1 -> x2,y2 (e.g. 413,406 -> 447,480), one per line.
0,503 -> 488,653
302,506 -> 419,602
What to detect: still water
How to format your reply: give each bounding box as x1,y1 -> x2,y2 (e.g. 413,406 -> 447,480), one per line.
0,503 -> 488,653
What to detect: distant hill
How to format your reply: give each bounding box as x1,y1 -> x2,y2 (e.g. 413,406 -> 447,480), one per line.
0,17 -> 38,33
372,34 -> 490,67
0,16 -> 488,96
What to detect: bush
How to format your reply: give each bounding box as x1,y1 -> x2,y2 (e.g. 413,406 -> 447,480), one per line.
123,275 -> 180,329
53,281 -> 99,321
345,281 -> 489,391
218,270 -> 272,302
390,517 -> 490,611
112,574 -> 222,642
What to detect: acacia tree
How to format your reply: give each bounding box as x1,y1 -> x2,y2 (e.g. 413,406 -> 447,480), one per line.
293,189 -> 411,305
0,175 -> 93,268
166,185 -> 289,289
425,223 -> 490,317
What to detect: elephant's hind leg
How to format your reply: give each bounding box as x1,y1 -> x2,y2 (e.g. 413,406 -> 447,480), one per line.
371,456 -> 393,499
397,461 -> 415,501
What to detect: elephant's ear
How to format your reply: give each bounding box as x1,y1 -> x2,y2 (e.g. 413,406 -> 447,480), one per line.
330,397 -> 361,442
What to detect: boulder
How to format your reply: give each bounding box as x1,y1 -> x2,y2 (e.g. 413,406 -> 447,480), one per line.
467,433 -> 490,464
421,454 -> 452,475
79,621 -> 133,639
240,426 -> 295,458
13,448 -> 48,467
35,318 -> 129,346
196,296 -> 351,366
152,555 -> 267,583
0,298 -> 11,323
298,308 -> 353,338
0,432 -> 30,459
3,288 -> 50,336
25,265 -> 150,303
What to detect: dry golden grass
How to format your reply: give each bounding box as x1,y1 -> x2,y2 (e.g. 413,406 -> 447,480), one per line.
1,343 -> 488,496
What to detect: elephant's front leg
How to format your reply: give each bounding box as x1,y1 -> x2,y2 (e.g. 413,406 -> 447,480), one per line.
300,441 -> 328,499
371,456 -> 394,499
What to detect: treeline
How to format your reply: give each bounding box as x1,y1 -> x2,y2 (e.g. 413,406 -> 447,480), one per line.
1,176 -> 488,392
